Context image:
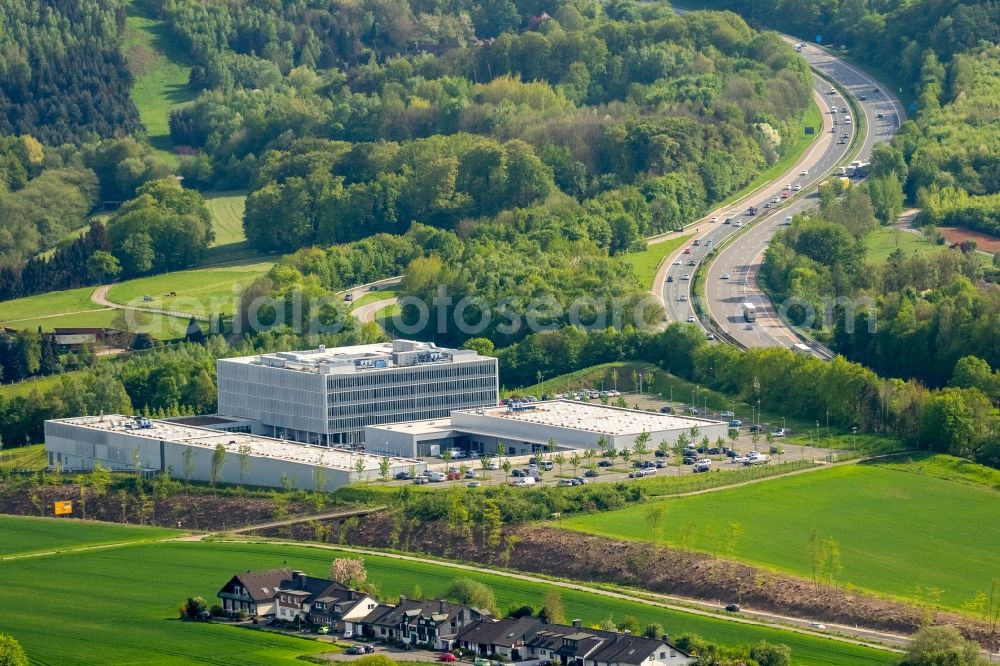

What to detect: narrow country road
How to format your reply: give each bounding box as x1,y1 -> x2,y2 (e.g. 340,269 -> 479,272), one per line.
90,284 -> 209,321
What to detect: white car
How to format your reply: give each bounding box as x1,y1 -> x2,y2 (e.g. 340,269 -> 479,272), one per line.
678,294 -> 688,302
793,184 -> 802,191
799,169 -> 809,176
734,221 -> 743,227
682,274 -> 690,280
809,622 -> 826,630
783,184 -> 791,190
710,216 -> 718,223
770,196 -> 781,203
721,273 -> 730,279
687,315 -> 696,323
673,259 -> 682,265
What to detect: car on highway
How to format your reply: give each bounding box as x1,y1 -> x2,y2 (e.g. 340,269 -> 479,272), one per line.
686,315 -> 696,323
710,216 -> 718,223
368,285 -> 378,291
793,184 -> 802,191
876,112 -> 884,119
841,133 -> 849,138
783,184 -> 791,190
781,192 -> 789,199
859,94 -> 866,101
678,294 -> 687,301
682,274 -> 690,280
770,196 -> 780,203
673,259 -> 682,265
721,273 -> 730,279
734,221 -> 743,227
688,260 -> 696,266
800,169 -> 809,176
706,333 -> 715,340
666,275 -> 673,282
724,218 -> 732,224
343,293 -> 354,302
837,139 -> 846,144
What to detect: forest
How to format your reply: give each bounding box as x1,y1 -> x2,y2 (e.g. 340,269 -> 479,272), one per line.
0,0 -> 141,144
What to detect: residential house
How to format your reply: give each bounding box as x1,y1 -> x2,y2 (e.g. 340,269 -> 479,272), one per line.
216,567 -> 292,617
310,591 -> 380,633
359,597 -> 491,649
456,617 -> 544,660
457,618 -> 693,666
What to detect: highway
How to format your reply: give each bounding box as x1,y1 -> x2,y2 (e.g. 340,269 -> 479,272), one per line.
653,40 -> 904,355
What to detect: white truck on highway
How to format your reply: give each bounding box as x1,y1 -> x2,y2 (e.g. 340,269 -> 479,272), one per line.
742,302 -> 757,322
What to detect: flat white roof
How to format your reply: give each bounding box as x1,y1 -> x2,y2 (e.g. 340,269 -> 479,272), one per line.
218,339 -> 489,375
462,400 -> 723,435
370,400 -> 724,438
51,415 -> 420,471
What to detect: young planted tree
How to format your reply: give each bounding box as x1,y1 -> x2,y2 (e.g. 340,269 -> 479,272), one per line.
633,431 -> 651,463
237,444 -> 252,488
181,446 -> 194,486
645,504 -> 665,544
479,454 -> 492,480
442,450 -> 453,466
501,459 -> 512,483
379,456 -> 391,481
353,457 -> 366,482
597,434 -> 611,458
459,463 -> 470,479
569,452 -> 581,476
210,443 -> 226,487
657,440 -> 671,458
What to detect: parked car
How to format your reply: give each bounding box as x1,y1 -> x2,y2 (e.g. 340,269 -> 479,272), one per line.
464,469 -> 477,479
511,468 -> 526,477
659,406 -> 673,414
809,622 -> 826,630
720,410 -> 735,418
558,479 -> 574,487
573,476 -> 588,485
693,459 -> 712,473
770,428 -> 787,437
413,476 -> 429,484
439,653 -> 457,662
346,647 -> 364,655
467,481 -> 481,488
725,603 -> 741,612
682,456 -> 697,465
654,461 -> 666,468
343,630 -> 354,640
394,471 -> 411,480
729,419 -> 743,427
585,469 -> 600,477
598,460 -> 613,467
364,645 -> 376,653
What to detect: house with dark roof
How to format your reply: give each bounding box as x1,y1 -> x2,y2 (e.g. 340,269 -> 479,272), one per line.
273,571 -> 378,627
456,617 -> 544,660
358,597 -> 491,649
217,568 -> 292,617
457,618 -> 693,666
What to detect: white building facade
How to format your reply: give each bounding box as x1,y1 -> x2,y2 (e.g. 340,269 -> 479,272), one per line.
216,340 -> 498,447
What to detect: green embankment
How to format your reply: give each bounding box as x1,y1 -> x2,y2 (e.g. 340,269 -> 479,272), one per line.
560,462 -> 1000,611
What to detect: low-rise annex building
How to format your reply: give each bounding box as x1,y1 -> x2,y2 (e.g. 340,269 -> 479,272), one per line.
44,414 -> 424,491
366,399 -> 728,458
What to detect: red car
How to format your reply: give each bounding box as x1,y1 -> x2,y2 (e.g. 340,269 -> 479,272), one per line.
439,653 -> 457,662
683,248 -> 692,254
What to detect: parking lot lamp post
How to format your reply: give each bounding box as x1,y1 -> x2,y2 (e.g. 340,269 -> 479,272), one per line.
670,386 -> 673,404
852,426 -> 857,453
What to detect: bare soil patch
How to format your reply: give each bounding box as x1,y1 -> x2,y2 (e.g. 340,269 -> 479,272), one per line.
937,226 -> 1000,252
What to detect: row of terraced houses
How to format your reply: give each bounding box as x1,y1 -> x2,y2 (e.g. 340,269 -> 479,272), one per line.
217,568 -> 693,665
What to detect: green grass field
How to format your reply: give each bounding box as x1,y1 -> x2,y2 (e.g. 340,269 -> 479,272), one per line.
864,227 -> 946,262
625,235 -> 694,289
1,444 -> 48,472
0,285 -> 191,337
560,462 -> 1000,611
124,0 -> 197,156
106,260 -> 274,317
0,516 -> 178,559
0,533 -> 895,664
205,191 -> 248,247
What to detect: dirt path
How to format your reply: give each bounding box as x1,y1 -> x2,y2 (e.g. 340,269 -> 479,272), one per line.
90,284 -> 209,321
225,506 -> 386,534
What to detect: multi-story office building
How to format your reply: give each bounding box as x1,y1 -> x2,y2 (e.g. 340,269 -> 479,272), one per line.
216,340 -> 498,446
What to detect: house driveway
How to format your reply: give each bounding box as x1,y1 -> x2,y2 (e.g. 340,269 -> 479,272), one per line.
318,646 -> 444,663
